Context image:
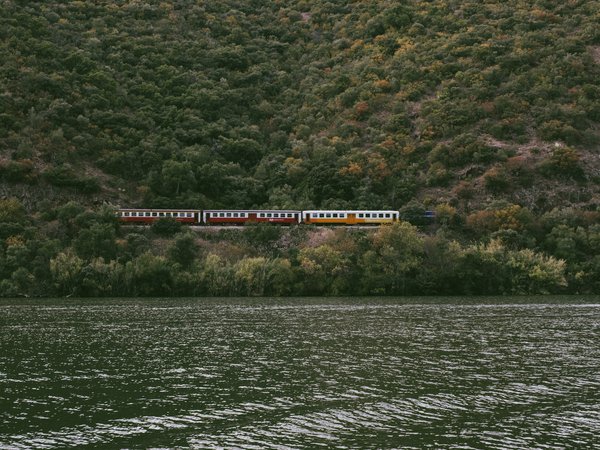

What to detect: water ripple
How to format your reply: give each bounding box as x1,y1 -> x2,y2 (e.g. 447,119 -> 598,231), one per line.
1,299 -> 599,448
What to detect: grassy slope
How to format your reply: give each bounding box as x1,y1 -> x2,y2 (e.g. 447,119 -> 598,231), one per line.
0,0 -> 599,215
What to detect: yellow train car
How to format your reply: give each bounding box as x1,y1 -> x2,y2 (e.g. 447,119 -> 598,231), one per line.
302,210 -> 400,225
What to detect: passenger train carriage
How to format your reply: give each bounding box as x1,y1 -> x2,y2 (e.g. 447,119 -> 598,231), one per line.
303,210 -> 399,225
203,210 -> 301,225
117,208 -> 199,224
116,208 -> 403,225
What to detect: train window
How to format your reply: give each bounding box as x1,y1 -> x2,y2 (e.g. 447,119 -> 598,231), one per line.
379,213 -> 383,218
358,213 -> 363,218
233,213 -> 238,217
226,213 -> 232,217
319,213 -> 324,218
273,213 -> 278,218
385,213 -> 390,218
267,213 -> 272,218
332,213 -> 338,218
312,213 -> 317,218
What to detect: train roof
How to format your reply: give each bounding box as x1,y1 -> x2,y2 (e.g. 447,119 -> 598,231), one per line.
203,209 -> 301,213
117,208 -> 200,212
303,210 -> 399,213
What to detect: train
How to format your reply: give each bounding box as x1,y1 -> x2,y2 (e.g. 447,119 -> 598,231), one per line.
116,208 -> 402,226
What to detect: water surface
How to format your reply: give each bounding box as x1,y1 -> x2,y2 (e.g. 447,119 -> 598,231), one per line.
1,297 -> 599,448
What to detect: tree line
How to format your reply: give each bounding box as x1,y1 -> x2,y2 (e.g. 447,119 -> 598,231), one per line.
1,199 -> 598,298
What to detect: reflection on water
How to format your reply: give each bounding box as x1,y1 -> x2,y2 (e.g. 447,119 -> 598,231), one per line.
0,298 -> 599,448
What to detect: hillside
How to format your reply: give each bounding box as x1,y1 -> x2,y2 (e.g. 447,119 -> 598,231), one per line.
1,0 -> 599,211
0,1 -> 599,296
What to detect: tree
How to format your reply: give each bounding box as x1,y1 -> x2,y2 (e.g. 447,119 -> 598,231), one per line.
73,223 -> 117,260
168,233 -> 199,268
234,257 -> 268,296
0,198 -> 27,224
265,258 -> 295,296
298,245 -> 352,295
124,252 -> 174,296
201,253 -> 234,296
50,250 -> 84,296
159,160 -> 196,195
361,222 -> 423,295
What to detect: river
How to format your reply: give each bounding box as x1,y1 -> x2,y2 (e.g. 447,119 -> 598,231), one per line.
1,297 -> 599,449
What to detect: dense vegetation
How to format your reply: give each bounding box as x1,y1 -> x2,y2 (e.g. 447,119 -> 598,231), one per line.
0,1 -> 599,296
1,198 -> 598,297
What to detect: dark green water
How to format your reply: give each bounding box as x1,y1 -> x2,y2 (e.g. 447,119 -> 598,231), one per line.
0,297 -> 599,449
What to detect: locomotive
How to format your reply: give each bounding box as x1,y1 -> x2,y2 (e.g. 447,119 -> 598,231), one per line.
117,208 -> 401,225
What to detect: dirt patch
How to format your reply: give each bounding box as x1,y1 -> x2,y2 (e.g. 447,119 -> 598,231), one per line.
304,228 -> 336,248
